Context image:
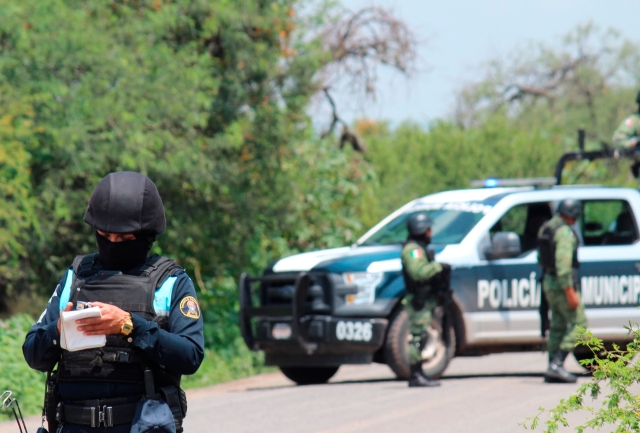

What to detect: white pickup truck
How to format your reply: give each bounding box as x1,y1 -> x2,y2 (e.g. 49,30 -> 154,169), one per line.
239,180 -> 640,385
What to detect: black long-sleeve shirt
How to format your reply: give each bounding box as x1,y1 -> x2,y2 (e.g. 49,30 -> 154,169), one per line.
23,265 -> 205,401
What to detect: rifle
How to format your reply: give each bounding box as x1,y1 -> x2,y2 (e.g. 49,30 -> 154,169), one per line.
432,264 -> 454,347
538,272 -> 549,338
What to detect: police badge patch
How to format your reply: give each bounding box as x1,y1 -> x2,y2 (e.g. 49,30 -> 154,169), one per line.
180,296 -> 201,319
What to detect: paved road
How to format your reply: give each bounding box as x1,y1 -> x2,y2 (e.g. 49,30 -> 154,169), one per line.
0,352 -> 612,433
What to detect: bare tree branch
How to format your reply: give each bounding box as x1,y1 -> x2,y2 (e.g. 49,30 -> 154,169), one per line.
316,7 -> 418,140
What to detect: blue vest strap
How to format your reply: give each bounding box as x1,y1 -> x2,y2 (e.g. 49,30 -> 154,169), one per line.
59,269 -> 74,311
154,276 -> 177,317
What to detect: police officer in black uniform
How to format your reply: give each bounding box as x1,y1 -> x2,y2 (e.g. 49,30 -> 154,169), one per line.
23,172 -> 204,433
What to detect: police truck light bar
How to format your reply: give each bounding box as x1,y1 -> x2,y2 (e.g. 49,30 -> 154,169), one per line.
470,177 -> 558,188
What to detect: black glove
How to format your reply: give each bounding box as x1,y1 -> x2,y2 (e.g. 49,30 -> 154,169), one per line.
429,263 -> 451,300
411,289 -> 427,311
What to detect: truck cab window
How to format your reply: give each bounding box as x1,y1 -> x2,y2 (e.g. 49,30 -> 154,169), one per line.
581,200 -> 638,246
490,202 -> 553,253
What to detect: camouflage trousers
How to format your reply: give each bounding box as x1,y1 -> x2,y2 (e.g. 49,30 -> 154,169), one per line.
402,294 -> 437,364
543,282 -> 588,358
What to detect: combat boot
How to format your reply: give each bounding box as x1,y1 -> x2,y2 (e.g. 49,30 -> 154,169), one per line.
408,363 -> 441,388
544,350 -> 577,383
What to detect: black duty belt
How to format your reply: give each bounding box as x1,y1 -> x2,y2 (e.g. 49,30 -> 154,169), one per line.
58,398 -> 139,427
62,351 -> 143,364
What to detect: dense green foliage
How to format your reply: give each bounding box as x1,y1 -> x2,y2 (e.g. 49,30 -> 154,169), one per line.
0,314 -> 45,421
356,117 -> 560,227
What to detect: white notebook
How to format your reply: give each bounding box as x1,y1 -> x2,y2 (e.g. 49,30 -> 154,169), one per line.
60,306 -> 106,352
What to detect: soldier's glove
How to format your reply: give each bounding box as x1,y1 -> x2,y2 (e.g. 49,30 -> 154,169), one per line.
440,263 -> 451,279
431,263 -> 451,296
411,289 -> 428,311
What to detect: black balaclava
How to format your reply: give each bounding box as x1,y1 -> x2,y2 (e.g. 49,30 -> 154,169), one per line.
95,232 -> 155,271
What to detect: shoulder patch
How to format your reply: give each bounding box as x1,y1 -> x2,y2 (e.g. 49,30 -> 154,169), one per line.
627,117 -> 635,127
409,249 -> 423,259
180,296 -> 201,319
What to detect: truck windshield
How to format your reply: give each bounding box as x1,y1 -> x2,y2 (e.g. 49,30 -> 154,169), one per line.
359,207 -> 486,246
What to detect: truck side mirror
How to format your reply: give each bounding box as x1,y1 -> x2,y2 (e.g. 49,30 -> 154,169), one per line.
485,231 -> 522,260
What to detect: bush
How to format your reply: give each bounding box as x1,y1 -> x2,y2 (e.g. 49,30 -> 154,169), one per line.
523,325 -> 640,432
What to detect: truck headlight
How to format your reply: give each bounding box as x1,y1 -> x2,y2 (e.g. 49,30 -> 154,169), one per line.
343,272 -> 383,305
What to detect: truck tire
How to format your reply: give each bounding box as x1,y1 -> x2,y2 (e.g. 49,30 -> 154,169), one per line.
383,307 -> 456,380
279,366 -> 340,385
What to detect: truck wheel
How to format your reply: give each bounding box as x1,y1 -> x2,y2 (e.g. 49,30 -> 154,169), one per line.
279,366 -> 340,385
383,308 -> 456,380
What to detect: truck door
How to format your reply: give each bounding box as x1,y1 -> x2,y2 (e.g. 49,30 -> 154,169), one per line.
471,202 -> 552,344
577,199 -> 640,341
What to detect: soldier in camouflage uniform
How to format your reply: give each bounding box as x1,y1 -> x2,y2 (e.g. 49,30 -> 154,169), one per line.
401,213 -> 446,388
537,199 -> 587,383
612,91 -> 640,149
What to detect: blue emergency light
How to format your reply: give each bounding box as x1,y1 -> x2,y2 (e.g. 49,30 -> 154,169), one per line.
484,178 -> 499,188
470,177 -> 557,188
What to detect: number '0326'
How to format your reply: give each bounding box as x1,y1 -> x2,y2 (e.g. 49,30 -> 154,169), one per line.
336,321 -> 373,342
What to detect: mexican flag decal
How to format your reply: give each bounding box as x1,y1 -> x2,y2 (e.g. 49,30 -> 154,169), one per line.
410,249 -> 423,258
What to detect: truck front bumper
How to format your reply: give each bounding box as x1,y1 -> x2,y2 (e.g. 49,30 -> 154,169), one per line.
239,272 -> 388,367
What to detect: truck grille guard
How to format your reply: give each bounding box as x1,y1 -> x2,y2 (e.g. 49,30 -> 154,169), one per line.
239,272 -> 319,355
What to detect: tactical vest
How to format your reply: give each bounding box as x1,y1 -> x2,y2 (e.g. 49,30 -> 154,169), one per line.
402,242 -> 435,294
537,218 -> 579,274
57,254 -> 183,387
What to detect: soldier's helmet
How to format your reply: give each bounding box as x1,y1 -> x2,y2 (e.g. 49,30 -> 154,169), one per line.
407,212 -> 433,236
557,199 -> 582,220
84,171 -> 166,235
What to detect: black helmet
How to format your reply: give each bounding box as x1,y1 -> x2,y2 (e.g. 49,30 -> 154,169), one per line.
84,172 -> 166,235
407,212 -> 433,236
636,90 -> 640,105
557,199 -> 582,220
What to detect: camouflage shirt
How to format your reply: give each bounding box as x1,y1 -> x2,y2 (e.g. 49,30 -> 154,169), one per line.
612,113 -> 640,148
401,242 -> 442,282
537,215 -> 578,290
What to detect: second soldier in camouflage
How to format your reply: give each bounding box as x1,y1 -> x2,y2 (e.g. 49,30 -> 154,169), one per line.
537,199 -> 587,383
